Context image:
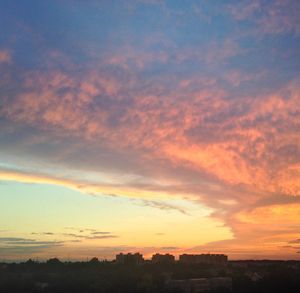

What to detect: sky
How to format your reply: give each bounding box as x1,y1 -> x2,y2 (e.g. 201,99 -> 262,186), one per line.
0,0 -> 299,261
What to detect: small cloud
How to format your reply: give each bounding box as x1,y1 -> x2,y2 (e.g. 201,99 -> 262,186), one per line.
137,199 -> 189,215
0,49 -> 11,64
64,227 -> 97,232
0,237 -> 64,245
62,233 -> 118,240
86,235 -> 118,240
82,228 -> 97,232
160,246 -> 178,250
91,231 -> 111,235
0,237 -> 34,242
32,232 -> 55,235
281,244 -> 300,250
0,243 -> 63,255
7,240 -> 64,245
62,233 -> 86,239
289,239 -> 300,244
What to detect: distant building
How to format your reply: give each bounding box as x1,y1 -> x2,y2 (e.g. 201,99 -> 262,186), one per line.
115,253 -> 144,265
179,254 -> 228,265
167,277 -> 232,293
152,253 -> 175,264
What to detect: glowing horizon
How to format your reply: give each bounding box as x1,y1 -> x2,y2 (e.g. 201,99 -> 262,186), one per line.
0,0 -> 300,261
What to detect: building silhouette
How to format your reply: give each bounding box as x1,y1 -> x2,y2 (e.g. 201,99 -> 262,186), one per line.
115,253 -> 144,265
151,253 -> 175,264
179,254 -> 227,265
115,252 -> 227,266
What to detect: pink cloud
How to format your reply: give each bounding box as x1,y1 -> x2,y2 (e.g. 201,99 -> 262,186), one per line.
228,0 -> 300,35
227,0 -> 261,21
1,55 -> 299,258
176,39 -> 244,65
2,69 -> 299,199
0,49 -> 11,64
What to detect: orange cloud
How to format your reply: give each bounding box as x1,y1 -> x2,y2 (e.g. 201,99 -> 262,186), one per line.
2,68 -> 300,194
1,56 -> 299,258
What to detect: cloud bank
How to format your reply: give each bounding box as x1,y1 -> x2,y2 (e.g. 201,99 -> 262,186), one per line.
0,0 -> 299,259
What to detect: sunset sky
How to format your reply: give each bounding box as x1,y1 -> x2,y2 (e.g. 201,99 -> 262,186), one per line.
0,0 -> 300,261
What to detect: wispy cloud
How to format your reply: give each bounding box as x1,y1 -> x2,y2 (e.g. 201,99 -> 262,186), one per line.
160,246 -> 179,250
0,237 -> 35,242
0,237 -> 64,256
32,232 -> 55,236
86,235 -> 118,240
136,199 -> 189,215
62,232 -> 118,240
0,245 -> 63,255
91,231 -> 112,235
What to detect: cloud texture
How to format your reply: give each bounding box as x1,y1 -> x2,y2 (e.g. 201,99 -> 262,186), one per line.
0,0 -> 299,259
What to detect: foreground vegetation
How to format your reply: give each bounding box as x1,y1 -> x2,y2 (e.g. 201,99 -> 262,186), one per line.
1,259 -> 300,292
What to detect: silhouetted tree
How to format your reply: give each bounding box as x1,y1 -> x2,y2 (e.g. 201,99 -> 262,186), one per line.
89,257 -> 99,264
46,257 -> 62,265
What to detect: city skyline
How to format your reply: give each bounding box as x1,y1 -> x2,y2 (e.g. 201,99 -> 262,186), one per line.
0,0 -> 300,261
